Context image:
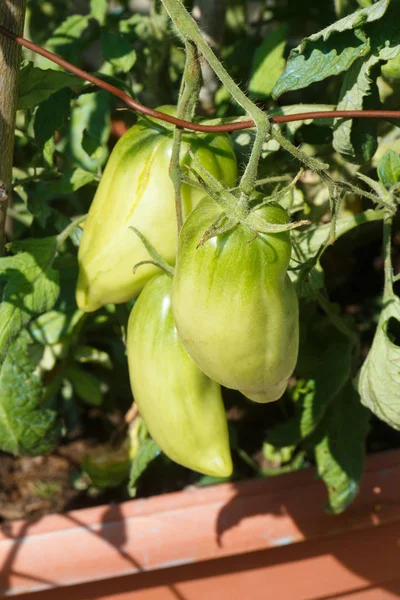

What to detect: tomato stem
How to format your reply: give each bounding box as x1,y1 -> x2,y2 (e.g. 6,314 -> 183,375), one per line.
169,40 -> 202,237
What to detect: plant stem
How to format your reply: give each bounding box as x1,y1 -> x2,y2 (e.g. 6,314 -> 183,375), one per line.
0,0 -> 27,255
192,0 -> 228,113
272,125 -> 328,172
161,0 -> 270,196
169,40 -> 201,235
56,214 -> 87,250
383,214 -> 394,300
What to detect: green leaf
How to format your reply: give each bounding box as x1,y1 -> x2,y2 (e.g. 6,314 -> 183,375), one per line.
0,237 -> 60,363
29,308 -> 83,346
18,63 -> 83,110
268,321 -> 353,446
291,209 -> 384,265
128,438 -> 160,496
0,335 -> 60,456
273,0 -> 391,98
382,52 -> 400,78
43,138 -> 56,168
48,14 -> 91,53
51,14 -> 90,42
91,0 -> 108,24
333,57 -> 380,162
68,92 -> 111,172
377,150 -> 400,187
73,346 -> 112,369
358,288 -> 400,430
196,474 -> 234,487
290,209 -> 385,296
333,1 -> 400,161
248,25 -> 287,99
83,440 -> 131,488
294,262 -> 325,298
101,31 -> 137,73
315,384 -> 369,514
33,14 -> 91,71
30,168 -> 97,227
34,88 -> 73,149
66,364 -> 103,406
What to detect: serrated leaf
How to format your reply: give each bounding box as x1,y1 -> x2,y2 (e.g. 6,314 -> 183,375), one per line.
268,322 -> 353,446
91,0 -> 108,24
273,0 -> 391,98
0,335 -> 60,456
315,384 -> 369,514
18,63 -> 83,110
0,237 -> 60,363
101,31 -> 137,73
333,56 -> 380,162
66,364 -> 103,406
377,150 -> 400,187
249,25 -> 287,99
273,28 -> 369,98
358,287 -> 400,429
128,438 -> 160,496
333,1 -> 400,163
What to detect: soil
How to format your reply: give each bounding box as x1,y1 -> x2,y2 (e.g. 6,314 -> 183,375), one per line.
0,442 -> 86,521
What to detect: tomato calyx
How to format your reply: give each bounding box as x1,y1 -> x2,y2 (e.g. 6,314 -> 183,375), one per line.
187,149 -> 310,246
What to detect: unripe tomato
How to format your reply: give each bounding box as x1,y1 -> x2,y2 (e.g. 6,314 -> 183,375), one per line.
76,107 -> 237,312
127,274 -> 233,477
172,197 -> 299,403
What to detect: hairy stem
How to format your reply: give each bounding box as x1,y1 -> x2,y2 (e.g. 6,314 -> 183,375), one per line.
169,40 -> 202,235
383,214 -> 394,299
192,0 -> 228,113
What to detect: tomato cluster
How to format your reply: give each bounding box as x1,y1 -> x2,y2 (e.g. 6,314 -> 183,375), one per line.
76,108 -> 299,476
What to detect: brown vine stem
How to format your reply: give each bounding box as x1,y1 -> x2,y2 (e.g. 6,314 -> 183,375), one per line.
2,25 -> 400,134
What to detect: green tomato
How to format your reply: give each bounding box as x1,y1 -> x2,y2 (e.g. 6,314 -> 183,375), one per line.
76,107 -> 237,312
127,274 -> 233,477
172,197 -> 299,403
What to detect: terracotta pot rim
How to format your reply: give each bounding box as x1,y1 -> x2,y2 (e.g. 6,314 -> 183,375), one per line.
1,448 -> 400,598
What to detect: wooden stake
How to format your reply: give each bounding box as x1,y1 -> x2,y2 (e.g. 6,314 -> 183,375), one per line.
0,0 -> 26,255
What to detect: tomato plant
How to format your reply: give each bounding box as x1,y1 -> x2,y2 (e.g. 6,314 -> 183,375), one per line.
0,0 -> 400,519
